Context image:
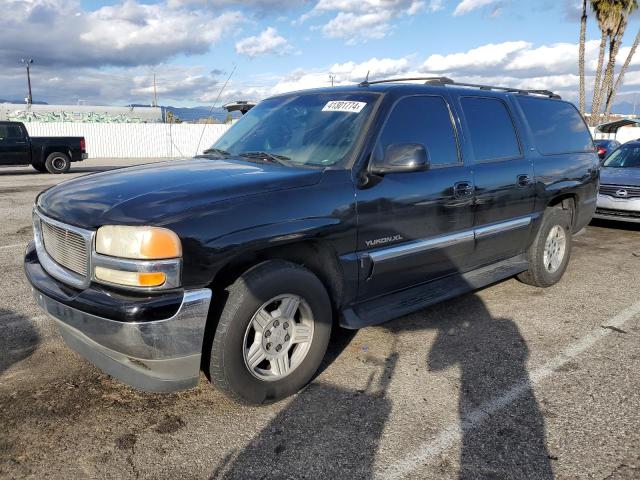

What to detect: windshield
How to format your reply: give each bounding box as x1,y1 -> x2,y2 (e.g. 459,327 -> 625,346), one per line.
211,92 -> 378,167
603,144 -> 640,168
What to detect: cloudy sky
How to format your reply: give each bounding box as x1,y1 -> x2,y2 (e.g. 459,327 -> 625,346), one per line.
2,0 -> 640,108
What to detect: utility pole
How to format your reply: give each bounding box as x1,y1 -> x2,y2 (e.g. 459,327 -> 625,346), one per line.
329,74 -> 335,87
21,58 -> 34,105
153,74 -> 158,108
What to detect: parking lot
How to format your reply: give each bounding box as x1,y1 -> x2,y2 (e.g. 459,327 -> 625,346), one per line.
1,158 -> 639,480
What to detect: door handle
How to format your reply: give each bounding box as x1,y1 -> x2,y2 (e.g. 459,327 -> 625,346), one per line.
454,181 -> 474,198
517,174 -> 533,187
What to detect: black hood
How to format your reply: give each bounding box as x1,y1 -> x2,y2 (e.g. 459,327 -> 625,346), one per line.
37,158 -> 323,228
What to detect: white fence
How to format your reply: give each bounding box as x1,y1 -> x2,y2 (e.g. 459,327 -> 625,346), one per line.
23,122 -> 231,158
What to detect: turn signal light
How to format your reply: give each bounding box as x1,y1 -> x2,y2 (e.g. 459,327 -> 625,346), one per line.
95,266 -> 167,288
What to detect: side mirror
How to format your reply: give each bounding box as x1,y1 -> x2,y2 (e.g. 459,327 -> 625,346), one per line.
370,143 -> 429,175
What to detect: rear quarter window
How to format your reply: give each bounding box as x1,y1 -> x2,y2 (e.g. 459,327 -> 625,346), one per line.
516,97 -> 592,155
460,97 -> 521,162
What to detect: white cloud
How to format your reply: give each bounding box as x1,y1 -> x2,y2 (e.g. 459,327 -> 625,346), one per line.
0,0 -> 243,68
453,0 -> 500,16
235,27 -> 294,58
302,0 -> 426,44
423,41 -> 530,72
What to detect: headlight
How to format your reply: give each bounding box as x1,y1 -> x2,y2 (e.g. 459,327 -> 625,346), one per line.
93,226 -> 182,290
96,226 -> 181,259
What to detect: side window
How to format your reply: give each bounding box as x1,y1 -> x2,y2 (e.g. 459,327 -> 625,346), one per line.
0,125 -> 23,139
377,96 -> 459,167
460,97 -> 521,162
516,97 -> 593,155
7,125 -> 23,138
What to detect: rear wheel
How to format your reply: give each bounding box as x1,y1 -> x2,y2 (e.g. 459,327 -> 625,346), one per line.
45,152 -> 71,174
518,207 -> 572,287
208,260 -> 332,404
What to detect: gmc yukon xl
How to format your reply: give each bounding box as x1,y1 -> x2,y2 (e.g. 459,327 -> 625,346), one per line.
25,78 -> 598,404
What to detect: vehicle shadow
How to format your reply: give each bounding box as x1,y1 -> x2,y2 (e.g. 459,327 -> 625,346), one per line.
401,293 -> 553,479
210,289 -> 553,479
0,308 -> 40,375
590,218 -> 640,232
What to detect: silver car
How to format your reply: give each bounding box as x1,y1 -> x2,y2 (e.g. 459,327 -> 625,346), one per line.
595,141 -> 640,223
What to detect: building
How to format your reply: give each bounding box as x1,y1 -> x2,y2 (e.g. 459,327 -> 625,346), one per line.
0,103 -> 163,123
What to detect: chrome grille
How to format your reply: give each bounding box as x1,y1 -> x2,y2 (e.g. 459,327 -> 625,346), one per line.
39,218 -> 89,276
599,184 -> 640,198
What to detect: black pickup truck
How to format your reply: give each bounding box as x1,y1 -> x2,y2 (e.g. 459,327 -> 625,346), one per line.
0,121 -> 87,173
25,78 -> 598,404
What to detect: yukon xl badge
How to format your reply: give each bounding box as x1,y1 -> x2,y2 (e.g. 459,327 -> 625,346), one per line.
365,235 -> 404,248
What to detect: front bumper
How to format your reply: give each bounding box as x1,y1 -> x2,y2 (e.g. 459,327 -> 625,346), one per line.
33,288 -> 211,392
26,241 -> 212,393
594,194 -> 640,224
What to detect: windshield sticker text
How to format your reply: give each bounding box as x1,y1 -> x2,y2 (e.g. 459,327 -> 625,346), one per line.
322,101 -> 367,113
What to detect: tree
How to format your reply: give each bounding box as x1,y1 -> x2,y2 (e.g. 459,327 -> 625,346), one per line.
589,0 -> 622,126
589,0 -> 638,126
579,0 -> 588,116
601,0 -> 637,122
605,29 -> 640,119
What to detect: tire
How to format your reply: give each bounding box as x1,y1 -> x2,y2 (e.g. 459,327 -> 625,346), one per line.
44,152 -> 71,174
31,163 -> 47,173
209,260 -> 332,405
518,207 -> 573,287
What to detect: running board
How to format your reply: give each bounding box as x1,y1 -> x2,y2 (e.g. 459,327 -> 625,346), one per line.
340,254 -> 528,329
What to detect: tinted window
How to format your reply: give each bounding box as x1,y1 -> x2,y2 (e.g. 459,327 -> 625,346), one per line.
377,96 -> 459,166
517,97 -> 592,155
0,125 -> 23,139
460,97 -> 521,162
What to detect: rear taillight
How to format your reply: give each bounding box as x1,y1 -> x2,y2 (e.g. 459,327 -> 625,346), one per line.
597,148 -> 606,156
80,138 -> 86,152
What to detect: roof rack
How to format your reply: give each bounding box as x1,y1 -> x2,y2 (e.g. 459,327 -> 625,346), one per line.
358,76 -> 561,99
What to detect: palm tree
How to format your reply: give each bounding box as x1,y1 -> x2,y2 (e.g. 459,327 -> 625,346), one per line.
603,1 -> 639,121
604,29 -> 640,119
579,0 -> 588,116
589,0 -> 615,126
601,0 -> 637,121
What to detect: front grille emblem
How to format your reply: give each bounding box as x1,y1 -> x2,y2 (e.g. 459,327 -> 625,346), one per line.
616,189 -> 628,198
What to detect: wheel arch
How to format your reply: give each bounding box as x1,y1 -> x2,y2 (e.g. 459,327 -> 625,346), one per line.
547,193 -> 577,228
209,240 -> 345,312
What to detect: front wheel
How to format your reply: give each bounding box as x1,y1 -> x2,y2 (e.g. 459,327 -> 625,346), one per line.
208,260 -> 332,404
45,152 -> 71,174
518,207 -> 572,287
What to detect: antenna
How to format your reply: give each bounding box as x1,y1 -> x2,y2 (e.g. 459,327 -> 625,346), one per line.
194,64 -> 237,157
361,70 -> 371,87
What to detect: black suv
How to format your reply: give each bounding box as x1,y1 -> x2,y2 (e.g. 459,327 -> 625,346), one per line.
25,78 -> 598,404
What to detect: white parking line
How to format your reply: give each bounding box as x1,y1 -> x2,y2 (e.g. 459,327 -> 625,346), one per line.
380,301 -> 640,480
0,243 -> 25,250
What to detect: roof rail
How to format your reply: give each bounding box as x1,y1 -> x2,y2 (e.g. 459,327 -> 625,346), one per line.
358,76 -> 561,99
359,76 -> 453,87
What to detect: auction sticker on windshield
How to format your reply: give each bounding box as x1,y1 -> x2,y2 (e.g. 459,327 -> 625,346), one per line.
322,101 -> 367,113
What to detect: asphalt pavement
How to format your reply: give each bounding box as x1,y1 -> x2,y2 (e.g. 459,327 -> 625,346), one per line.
0,158 -> 639,479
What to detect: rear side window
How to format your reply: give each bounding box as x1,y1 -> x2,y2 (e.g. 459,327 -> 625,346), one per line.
460,97 -> 521,162
517,97 -> 592,155
377,95 -> 459,166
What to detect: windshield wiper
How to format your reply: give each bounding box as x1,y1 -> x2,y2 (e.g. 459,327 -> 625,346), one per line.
239,151 -> 292,166
199,148 -> 231,158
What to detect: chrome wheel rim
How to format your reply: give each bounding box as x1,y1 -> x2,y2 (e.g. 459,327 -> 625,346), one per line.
52,157 -> 65,170
543,225 -> 566,273
243,294 -> 314,381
